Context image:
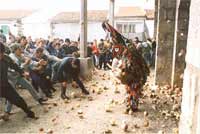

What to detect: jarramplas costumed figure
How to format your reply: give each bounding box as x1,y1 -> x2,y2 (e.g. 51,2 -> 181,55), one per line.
102,21 -> 150,111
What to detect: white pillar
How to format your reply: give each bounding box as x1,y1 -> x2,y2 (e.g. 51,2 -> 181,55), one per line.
179,0 -> 200,133
80,0 -> 87,58
109,0 -> 115,26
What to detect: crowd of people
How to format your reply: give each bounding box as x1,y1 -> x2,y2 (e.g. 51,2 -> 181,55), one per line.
0,32 -> 91,120
91,37 -> 156,70
0,29 -> 156,121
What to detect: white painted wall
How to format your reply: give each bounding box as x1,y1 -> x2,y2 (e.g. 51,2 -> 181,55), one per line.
88,22 -> 107,42
115,18 -> 154,40
23,22 -> 51,40
146,20 -> 154,38
22,9 -> 59,40
179,0 -> 200,133
52,23 -> 79,41
115,19 -> 145,40
135,23 -> 144,33
53,21 -> 106,42
115,19 -> 145,32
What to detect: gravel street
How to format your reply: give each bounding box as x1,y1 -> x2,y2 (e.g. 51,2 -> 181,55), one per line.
0,69 -> 180,134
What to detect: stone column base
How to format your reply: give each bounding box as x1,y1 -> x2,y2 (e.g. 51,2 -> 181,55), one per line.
79,57 -> 94,79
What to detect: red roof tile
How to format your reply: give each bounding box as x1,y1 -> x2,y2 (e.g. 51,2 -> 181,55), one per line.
51,10 -> 108,23
116,7 -> 146,17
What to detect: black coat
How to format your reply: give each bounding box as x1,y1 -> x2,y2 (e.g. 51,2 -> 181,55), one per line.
0,55 -> 23,96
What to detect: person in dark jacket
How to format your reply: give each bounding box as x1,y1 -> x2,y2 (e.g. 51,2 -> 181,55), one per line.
29,47 -> 55,98
0,42 -> 35,118
52,57 -> 89,99
104,49 -> 113,70
59,38 -> 71,58
98,39 -> 106,69
87,42 -> 93,57
69,42 -> 79,55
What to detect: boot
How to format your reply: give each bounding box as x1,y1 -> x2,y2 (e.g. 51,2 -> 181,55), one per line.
82,88 -> 90,95
46,93 -> 53,99
51,87 -> 56,93
26,110 -> 36,118
61,87 -> 69,99
38,98 -> 48,105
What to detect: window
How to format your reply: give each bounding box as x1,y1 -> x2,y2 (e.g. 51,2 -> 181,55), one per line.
124,24 -> 128,33
130,25 -> 135,33
129,25 -> 132,33
116,24 -> 122,33
116,23 -> 135,33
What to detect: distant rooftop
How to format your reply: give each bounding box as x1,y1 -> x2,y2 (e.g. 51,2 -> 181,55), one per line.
51,10 -> 108,23
0,10 -> 34,21
116,7 -> 154,19
51,7 -> 154,24
116,7 -> 146,17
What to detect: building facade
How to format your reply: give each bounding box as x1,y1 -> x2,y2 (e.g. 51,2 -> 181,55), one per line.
50,8 -> 154,42
0,10 -> 33,38
51,10 -> 108,42
115,7 -> 154,41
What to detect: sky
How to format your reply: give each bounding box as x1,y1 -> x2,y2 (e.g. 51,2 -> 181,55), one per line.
0,0 -> 154,23
0,0 -> 154,11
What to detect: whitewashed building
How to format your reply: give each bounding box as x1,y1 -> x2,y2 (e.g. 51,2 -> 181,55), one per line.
145,9 -> 155,39
50,10 -> 108,42
115,7 -> 154,41
19,7 -> 154,42
0,10 -> 33,38
22,9 -> 60,40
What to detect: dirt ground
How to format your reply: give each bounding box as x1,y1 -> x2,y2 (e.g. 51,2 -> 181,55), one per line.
0,69 -> 180,134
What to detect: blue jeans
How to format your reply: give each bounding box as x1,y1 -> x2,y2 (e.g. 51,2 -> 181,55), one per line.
143,53 -> 151,66
0,98 -> 12,113
5,100 -> 12,113
5,77 -> 41,113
